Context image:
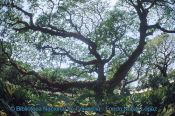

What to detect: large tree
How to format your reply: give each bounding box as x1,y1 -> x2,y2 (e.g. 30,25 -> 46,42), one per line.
0,0 -> 175,112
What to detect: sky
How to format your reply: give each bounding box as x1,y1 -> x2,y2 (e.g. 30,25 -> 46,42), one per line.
105,0 -> 118,8
110,0 -> 118,6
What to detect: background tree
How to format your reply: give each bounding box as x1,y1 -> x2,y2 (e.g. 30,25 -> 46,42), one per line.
138,33 -> 175,89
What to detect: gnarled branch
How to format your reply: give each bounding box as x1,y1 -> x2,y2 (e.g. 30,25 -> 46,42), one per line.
41,45 -> 98,66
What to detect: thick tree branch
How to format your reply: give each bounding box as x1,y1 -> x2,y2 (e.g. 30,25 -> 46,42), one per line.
107,0 -> 148,90
41,45 -> 98,65
1,2 -> 105,94
156,25 -> 175,33
5,2 -> 34,25
11,3 -> 103,62
1,2 -> 100,59
15,79 -> 96,92
107,39 -> 146,90
1,47 -> 96,92
8,59 -> 96,91
123,62 -> 143,88
149,23 -> 175,33
107,0 -> 175,91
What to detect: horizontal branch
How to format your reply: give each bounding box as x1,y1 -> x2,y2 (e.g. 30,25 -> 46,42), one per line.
156,25 -> 175,33
14,79 -> 96,92
42,45 -> 98,65
1,2 -> 97,52
0,46 -> 96,92
2,2 -> 103,63
148,23 -> 175,33
8,59 -> 96,91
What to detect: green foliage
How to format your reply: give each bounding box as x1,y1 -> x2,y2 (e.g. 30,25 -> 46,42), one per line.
63,0 -> 87,8
93,9 -> 127,49
146,33 -> 169,48
158,104 -> 175,116
0,41 -> 12,59
39,67 -> 93,81
0,61 -> 175,115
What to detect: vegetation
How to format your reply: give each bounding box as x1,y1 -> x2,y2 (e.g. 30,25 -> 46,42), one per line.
0,0 -> 175,115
